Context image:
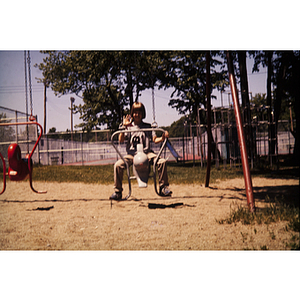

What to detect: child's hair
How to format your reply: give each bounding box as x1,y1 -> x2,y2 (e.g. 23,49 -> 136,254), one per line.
131,102 -> 146,119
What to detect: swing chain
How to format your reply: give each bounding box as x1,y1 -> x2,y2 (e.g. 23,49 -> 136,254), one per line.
27,51 -> 33,116
24,51 -> 28,120
151,84 -> 158,128
25,51 -> 35,121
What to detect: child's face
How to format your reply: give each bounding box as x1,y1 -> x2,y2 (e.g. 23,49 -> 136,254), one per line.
132,110 -> 142,125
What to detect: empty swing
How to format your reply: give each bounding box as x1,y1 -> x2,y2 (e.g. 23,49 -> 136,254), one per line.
0,51 -> 47,195
0,121 -> 47,195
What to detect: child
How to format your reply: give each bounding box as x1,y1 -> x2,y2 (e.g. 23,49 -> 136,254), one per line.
110,102 -> 172,200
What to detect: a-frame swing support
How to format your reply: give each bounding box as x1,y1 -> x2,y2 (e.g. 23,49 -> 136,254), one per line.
205,51 -> 255,212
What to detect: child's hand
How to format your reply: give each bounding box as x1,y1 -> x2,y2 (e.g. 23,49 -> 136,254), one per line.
161,131 -> 169,141
123,115 -> 132,127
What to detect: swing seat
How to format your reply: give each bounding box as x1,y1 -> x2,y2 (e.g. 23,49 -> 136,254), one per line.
7,143 -> 30,181
0,120 -> 47,195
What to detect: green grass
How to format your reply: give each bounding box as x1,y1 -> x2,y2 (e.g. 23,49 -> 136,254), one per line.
29,160 -> 298,185
30,161 -> 245,185
32,164 -> 114,184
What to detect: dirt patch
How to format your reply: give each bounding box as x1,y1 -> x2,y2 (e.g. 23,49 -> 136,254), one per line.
0,177 -> 298,250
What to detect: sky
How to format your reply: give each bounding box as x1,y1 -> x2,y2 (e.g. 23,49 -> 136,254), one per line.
0,50 -> 268,133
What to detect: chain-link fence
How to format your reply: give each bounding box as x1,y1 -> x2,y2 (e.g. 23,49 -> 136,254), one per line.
0,106 -> 296,168
0,106 -> 40,164
38,131 -> 181,166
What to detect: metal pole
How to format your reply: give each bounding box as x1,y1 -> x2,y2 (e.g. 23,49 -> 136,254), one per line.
228,92 -> 231,107
205,51 -> 212,187
81,132 -> 83,166
221,90 -> 223,107
44,82 -> 47,135
214,109 -> 219,169
192,132 -> 195,167
70,97 -> 75,142
197,107 -> 203,167
47,133 -> 49,165
15,111 -> 18,143
226,51 -> 255,212
182,134 -> 185,164
36,115 -> 40,164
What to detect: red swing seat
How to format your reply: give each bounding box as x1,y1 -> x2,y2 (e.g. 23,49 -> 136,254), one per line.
7,143 -> 31,181
0,121 -> 47,195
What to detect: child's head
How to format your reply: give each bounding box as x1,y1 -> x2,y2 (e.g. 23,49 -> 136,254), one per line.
131,102 -> 146,119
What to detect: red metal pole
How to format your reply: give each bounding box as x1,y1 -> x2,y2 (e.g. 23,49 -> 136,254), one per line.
226,51 -> 255,212
0,152 -> 6,195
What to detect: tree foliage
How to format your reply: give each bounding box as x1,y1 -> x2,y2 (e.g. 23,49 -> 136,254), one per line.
37,51 -> 168,131
157,51 -> 226,122
36,51 -> 226,130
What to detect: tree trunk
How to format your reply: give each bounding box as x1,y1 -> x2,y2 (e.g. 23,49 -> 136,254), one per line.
127,67 -> 134,108
266,51 -> 276,163
274,54 -> 286,161
291,52 -> 300,165
238,51 -> 254,165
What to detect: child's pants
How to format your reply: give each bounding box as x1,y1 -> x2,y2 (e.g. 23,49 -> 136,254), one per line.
113,152 -> 169,193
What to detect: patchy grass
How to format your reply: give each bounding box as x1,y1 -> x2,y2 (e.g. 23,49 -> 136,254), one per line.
218,197 -> 299,226
217,197 -> 300,250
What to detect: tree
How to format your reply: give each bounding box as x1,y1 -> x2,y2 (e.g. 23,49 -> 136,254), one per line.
36,51 -> 165,131
37,51 -> 228,132
237,51 -> 255,161
162,116 -> 186,138
250,50 -> 299,162
157,51 -> 226,120
37,51 -> 123,131
157,51 -> 227,161
48,127 -> 56,133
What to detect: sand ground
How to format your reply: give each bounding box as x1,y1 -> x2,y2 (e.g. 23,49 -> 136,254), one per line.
0,177 -> 298,250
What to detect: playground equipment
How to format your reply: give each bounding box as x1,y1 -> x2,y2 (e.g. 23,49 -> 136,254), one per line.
0,51 -> 46,194
111,127 -> 168,200
226,51 -> 255,212
0,120 -> 47,195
